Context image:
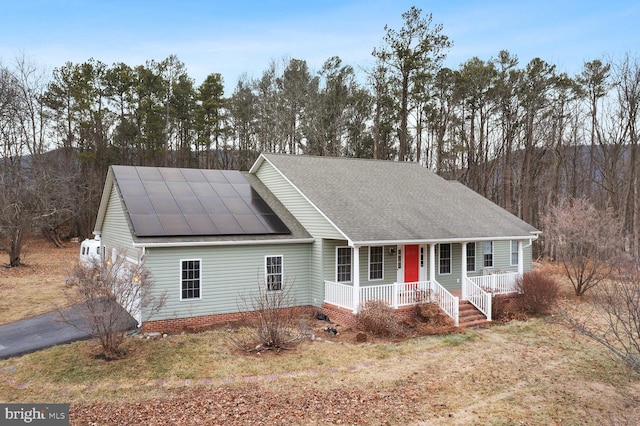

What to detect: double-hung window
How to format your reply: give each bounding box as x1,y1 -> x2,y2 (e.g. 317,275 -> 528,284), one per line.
483,241 -> 494,268
265,255 -> 283,291
511,240 -> 519,266
466,243 -> 476,272
336,247 -> 352,282
181,259 -> 201,300
369,246 -> 383,281
439,243 -> 451,274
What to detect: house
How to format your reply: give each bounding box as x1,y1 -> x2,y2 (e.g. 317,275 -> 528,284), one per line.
91,153 -> 540,331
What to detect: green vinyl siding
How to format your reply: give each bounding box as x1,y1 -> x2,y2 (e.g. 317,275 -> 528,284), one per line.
435,241 -> 533,291
256,160 -> 343,305
492,241 -> 517,272
142,243 -> 311,322
101,184 -> 139,260
522,242 -> 533,271
360,245 -> 397,285
322,240 -> 397,286
308,240 -> 324,306
435,243 -> 462,291
464,240 -> 532,277
255,160 -> 344,239
323,240 -> 347,283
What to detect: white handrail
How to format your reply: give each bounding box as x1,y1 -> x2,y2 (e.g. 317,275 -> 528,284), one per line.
463,277 -> 492,321
469,272 -> 520,294
428,279 -> 459,326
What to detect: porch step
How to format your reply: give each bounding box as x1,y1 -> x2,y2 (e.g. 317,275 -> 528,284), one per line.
458,301 -> 490,329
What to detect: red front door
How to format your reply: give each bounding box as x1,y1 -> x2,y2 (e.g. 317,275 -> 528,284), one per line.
404,245 -> 419,285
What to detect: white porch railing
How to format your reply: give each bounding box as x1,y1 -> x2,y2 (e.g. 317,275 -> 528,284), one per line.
324,280 -> 459,326
463,277 -> 492,321
427,280 -> 459,327
323,280 -> 354,311
469,272 -> 520,294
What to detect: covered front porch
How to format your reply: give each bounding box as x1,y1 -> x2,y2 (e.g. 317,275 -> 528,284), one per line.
323,241 -> 526,327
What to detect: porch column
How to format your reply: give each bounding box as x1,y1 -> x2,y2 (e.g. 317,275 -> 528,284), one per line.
352,246 -> 360,314
517,240 -> 524,276
429,244 -> 436,282
461,242 -> 467,300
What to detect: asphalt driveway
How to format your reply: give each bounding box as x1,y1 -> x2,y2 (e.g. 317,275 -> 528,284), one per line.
0,302 -> 137,359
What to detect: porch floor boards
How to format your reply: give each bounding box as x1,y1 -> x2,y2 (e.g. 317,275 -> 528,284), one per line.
458,300 -> 490,329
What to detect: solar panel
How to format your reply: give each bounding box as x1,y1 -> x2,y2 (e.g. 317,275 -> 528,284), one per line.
124,197 -> 155,214
159,167 -> 186,182
128,213 -> 164,236
174,197 -> 206,214
150,196 -> 181,214
136,167 -> 164,181
212,184 -> 236,198
235,215 -> 269,234
180,168 -> 209,182
204,169 -> 228,184
259,214 -> 291,234
113,166 -> 290,237
118,180 -> 147,197
222,198 -> 252,215
157,214 -> 192,235
210,214 -> 244,234
166,181 -> 194,196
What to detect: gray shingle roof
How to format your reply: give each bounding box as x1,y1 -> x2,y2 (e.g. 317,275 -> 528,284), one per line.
260,153 -> 540,244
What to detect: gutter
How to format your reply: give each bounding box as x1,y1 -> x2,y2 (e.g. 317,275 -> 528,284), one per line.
353,233 -> 540,247
132,237 -> 315,249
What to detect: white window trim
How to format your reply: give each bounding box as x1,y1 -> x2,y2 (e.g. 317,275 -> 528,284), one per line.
336,246 -> 353,283
467,242 -> 476,272
180,258 -> 202,301
510,240 -> 519,266
265,255 -> 284,291
483,241 -> 494,268
439,243 -> 452,275
368,246 -> 384,281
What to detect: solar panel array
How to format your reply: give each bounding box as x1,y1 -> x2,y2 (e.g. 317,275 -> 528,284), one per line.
112,166 -> 290,237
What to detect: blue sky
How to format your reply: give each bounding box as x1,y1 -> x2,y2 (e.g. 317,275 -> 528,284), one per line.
1,0 -> 638,92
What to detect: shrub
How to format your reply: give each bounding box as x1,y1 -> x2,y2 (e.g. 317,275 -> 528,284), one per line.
415,302 -> 454,326
61,250 -> 166,360
356,300 -> 405,337
515,270 -> 559,315
230,281 -> 305,353
491,294 -> 526,322
413,302 -> 456,335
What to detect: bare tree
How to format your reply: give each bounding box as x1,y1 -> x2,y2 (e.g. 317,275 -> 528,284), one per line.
0,59 -> 74,264
561,262 -> 640,372
62,250 -> 166,359
613,55 -> 640,258
541,197 -> 627,295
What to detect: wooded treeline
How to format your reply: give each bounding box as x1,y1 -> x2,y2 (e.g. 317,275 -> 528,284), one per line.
1,6 -> 639,266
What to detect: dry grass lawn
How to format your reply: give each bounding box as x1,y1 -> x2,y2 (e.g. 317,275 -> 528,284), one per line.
0,238 -> 78,324
1,241 -> 640,424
